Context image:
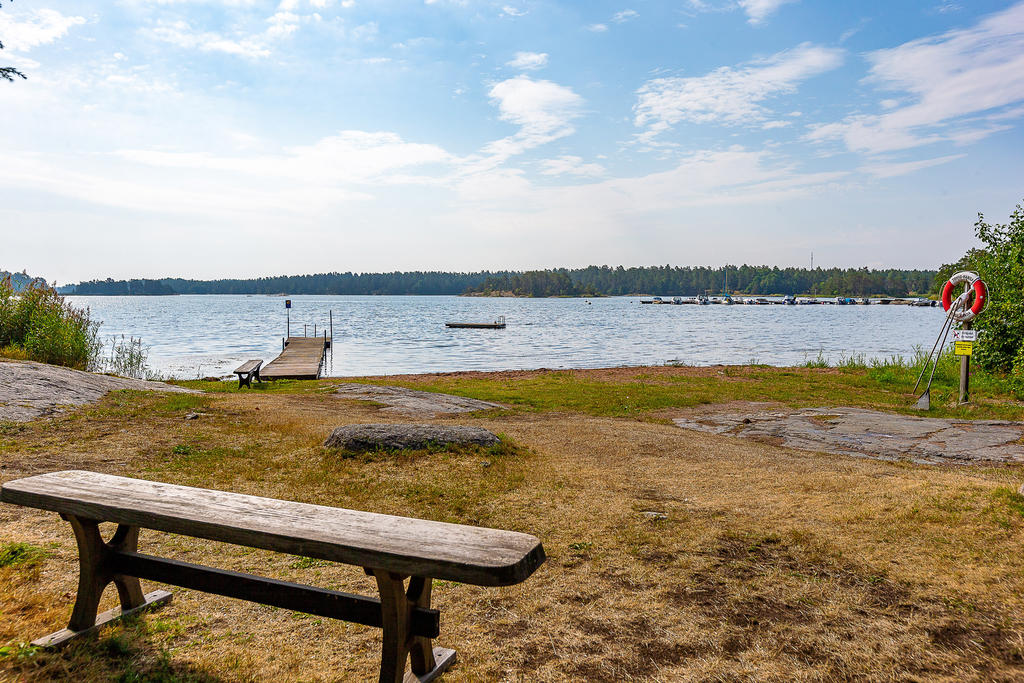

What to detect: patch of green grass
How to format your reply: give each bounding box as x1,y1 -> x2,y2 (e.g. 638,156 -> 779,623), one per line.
0,643 -> 41,660
100,634 -> 135,659
0,421 -> 25,436
289,556 -> 330,569
349,363 -> 1023,421
0,542 -> 47,568
326,436 -> 530,462
985,487 -> 1024,529
175,378 -> 326,394
160,445 -> 243,475
156,394 -> 209,413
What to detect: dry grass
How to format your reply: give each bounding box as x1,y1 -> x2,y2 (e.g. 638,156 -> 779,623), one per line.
2,373 -> 1024,681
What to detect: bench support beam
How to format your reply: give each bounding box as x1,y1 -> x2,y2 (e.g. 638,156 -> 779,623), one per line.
373,569 -> 456,683
111,552 -> 439,637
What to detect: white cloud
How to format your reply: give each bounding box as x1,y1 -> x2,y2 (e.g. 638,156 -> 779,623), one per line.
738,0 -> 798,24
117,130 -> 455,186
0,9 -> 85,52
805,2 -> 1024,154
145,20 -> 272,58
539,155 -> 606,177
586,23 -> 608,32
482,76 -> 585,160
613,9 -> 639,23
634,43 -> 843,139
506,51 -> 548,70
140,9 -> 338,59
501,6 -> 526,17
859,154 -> 965,178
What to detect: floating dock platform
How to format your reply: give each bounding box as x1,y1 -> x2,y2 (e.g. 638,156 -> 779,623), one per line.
262,337 -> 330,380
445,316 -> 506,329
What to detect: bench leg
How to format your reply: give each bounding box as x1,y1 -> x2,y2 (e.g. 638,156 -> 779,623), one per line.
31,515 -> 172,648
372,570 -> 456,683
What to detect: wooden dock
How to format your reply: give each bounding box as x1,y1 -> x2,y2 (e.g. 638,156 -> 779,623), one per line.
445,315 -> 506,329
262,337 -> 330,380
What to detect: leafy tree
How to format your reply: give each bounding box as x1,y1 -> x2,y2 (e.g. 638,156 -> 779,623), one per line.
1,0 -> 26,83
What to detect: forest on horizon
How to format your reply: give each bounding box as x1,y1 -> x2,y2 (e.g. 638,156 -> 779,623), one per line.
60,265 -> 938,298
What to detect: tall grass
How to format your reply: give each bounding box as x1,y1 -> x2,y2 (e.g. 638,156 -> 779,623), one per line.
0,277 -> 102,370
802,345 -> 1020,399
105,335 -> 159,380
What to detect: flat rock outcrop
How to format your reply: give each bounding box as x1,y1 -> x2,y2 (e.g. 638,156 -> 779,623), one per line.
0,359 -> 195,422
324,424 -> 500,452
334,383 -> 502,417
674,406 -> 1024,465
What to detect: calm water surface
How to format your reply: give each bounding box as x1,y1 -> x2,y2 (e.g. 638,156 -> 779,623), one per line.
66,295 -> 946,379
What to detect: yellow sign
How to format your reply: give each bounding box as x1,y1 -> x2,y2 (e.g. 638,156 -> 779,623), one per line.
954,341 -> 973,356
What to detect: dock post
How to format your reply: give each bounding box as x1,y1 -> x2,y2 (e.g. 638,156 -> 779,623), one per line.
304,324 -> 307,337
330,310 -> 333,342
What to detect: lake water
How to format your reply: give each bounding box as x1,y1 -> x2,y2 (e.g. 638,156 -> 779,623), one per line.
66,295 -> 947,379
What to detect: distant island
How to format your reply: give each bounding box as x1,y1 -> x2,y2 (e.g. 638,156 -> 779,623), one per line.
56,265 -> 938,298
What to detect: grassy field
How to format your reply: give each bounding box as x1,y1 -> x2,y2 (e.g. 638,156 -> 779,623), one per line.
1,365 -> 1024,681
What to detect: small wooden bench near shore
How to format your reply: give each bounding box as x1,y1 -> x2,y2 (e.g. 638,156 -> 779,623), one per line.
0,470 -> 546,682
233,359 -> 262,388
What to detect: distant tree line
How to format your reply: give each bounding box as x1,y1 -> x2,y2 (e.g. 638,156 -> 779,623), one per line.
63,265 -> 937,298
73,278 -> 176,295
67,272 -> 512,296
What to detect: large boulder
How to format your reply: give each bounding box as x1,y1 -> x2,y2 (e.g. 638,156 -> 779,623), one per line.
324,423 -> 500,452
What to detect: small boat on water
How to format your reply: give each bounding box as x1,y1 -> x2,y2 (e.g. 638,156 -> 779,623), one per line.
783,294 -> 796,305
446,315 -> 506,329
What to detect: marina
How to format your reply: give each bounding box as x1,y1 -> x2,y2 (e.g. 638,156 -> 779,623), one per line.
639,296 -> 938,306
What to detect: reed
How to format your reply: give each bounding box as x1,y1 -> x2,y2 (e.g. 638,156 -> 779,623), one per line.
0,277 -> 101,370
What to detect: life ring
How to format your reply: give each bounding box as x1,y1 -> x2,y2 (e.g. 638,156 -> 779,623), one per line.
941,271 -> 987,322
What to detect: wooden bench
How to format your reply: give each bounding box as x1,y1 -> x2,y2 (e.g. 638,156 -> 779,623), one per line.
233,359 -> 262,388
0,470 -> 545,682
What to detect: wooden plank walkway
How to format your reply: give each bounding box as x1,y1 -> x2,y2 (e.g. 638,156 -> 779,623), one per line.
262,337 -> 329,380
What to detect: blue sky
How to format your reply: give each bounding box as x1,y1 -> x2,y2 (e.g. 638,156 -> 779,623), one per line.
1,0 -> 1022,282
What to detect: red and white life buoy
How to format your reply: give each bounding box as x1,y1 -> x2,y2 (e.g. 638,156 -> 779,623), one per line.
941,271 -> 987,322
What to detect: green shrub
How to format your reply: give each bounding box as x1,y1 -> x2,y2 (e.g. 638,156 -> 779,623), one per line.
0,276 -> 101,370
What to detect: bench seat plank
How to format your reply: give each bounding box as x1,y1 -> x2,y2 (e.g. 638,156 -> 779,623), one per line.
234,360 -> 262,374
0,471 -> 545,586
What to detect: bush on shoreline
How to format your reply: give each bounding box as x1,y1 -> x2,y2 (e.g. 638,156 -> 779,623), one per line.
0,277 -> 102,370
